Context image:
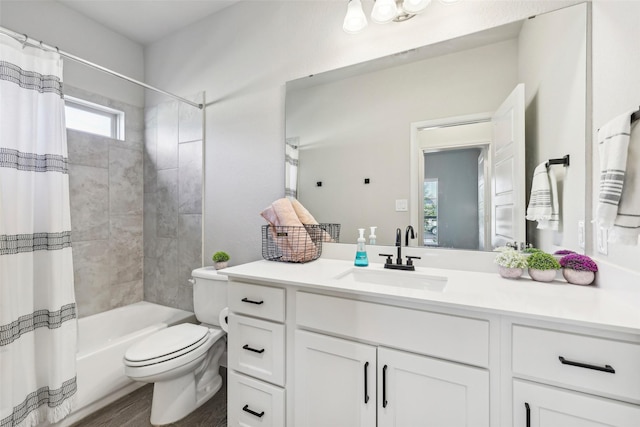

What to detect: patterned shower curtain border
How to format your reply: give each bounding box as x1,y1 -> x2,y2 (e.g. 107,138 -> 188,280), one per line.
0,148 -> 68,174
0,231 -> 72,255
0,60 -> 62,96
0,303 -> 77,346
0,377 -> 77,427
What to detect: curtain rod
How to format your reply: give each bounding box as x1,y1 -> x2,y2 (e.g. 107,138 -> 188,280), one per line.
0,26 -> 203,110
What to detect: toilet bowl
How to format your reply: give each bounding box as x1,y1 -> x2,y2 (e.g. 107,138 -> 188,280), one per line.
123,267 -> 228,425
124,323 -> 226,425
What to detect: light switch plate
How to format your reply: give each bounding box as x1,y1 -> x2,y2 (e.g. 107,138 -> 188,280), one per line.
395,199 -> 408,212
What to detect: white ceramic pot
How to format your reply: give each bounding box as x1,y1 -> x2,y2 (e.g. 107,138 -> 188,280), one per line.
528,268 -> 557,282
562,268 -> 595,285
214,261 -> 228,270
498,266 -> 523,279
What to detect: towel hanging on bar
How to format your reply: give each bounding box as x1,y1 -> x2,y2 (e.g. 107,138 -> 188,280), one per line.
596,109 -> 640,245
526,162 -> 560,230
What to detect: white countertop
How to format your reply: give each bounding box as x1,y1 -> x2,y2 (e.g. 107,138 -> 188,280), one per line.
220,258 -> 640,334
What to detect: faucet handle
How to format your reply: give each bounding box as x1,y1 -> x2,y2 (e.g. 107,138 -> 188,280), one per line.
405,255 -> 421,266
379,254 -> 394,265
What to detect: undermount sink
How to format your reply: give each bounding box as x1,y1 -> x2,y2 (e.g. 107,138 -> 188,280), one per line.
333,267 -> 447,292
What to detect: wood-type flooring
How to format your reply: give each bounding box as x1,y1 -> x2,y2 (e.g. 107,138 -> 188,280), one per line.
71,368 -> 227,427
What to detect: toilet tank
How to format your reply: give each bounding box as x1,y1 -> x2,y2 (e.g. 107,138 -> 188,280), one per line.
191,267 -> 228,326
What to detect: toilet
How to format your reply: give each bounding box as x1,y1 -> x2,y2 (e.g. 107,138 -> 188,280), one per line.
123,267 -> 228,425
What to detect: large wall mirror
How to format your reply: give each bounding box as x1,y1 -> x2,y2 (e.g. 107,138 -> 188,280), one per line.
285,3 -> 587,249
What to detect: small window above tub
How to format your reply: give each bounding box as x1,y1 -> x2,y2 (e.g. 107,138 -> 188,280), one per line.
64,96 -> 124,140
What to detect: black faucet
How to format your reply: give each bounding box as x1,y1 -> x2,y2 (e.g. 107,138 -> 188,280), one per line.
405,225 -> 415,246
379,228 -> 421,271
395,228 -> 402,264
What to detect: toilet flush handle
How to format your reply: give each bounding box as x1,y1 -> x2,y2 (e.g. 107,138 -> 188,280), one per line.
187,278 -> 195,286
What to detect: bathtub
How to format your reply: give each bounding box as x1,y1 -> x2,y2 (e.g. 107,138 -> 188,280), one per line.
53,301 -> 196,426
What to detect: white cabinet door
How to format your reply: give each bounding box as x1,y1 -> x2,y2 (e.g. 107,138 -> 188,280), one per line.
378,346 -> 489,427
294,330 -> 377,427
513,380 -> 640,427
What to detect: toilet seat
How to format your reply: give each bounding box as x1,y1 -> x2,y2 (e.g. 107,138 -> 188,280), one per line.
125,323 -> 209,367
124,324 -> 224,368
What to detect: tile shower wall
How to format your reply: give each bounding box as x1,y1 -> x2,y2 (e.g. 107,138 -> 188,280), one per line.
66,86 -> 144,318
144,96 -> 203,312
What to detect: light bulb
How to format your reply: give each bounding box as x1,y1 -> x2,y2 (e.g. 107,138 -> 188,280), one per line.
343,0 -> 368,34
371,0 -> 398,24
402,0 -> 431,14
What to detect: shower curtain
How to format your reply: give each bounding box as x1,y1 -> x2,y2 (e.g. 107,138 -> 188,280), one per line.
285,136 -> 299,198
0,37 -> 77,426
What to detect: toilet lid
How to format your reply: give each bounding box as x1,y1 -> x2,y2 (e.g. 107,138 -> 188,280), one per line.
124,323 -> 209,363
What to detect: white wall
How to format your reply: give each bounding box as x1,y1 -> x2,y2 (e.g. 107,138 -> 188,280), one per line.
518,3 -> 587,253
592,1 -> 640,276
144,0 -> 582,265
0,0 -> 144,107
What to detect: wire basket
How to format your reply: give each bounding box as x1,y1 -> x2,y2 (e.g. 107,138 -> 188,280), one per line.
262,223 -> 340,263
318,223 -> 341,243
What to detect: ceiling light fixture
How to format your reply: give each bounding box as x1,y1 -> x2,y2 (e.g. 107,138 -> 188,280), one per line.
344,0 -> 458,34
371,0 -> 399,24
343,0 -> 368,33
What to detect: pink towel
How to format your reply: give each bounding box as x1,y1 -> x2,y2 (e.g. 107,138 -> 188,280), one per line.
290,198 -> 334,242
260,198 -> 318,262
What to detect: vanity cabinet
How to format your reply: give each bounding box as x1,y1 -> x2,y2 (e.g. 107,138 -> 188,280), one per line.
509,323 -> 640,426
227,281 -> 286,426
294,293 -> 491,427
223,260 -> 640,427
295,330 -> 489,427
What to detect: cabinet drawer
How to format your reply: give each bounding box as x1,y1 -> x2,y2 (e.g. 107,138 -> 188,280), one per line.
228,370 -> 285,427
229,281 -> 285,322
228,313 -> 285,386
296,292 -> 489,367
512,325 -> 640,402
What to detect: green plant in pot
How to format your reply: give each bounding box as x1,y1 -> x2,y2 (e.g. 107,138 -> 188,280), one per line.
522,247 -> 542,254
526,251 -> 560,282
212,251 -> 230,270
494,248 -> 528,279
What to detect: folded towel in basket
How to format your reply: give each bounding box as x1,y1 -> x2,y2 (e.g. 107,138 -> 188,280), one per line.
290,198 -> 334,242
526,162 -> 559,230
290,198 -> 317,224
260,198 -> 318,261
597,110 -> 640,245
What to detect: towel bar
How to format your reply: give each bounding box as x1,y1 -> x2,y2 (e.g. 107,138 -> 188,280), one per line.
545,154 -> 570,169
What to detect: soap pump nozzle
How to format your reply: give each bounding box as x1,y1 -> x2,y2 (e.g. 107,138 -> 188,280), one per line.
369,226 -> 377,245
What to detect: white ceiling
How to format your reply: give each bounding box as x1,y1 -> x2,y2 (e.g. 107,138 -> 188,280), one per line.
57,0 -> 238,45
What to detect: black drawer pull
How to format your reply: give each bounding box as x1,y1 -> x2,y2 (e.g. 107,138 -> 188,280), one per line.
242,404 -> 265,418
525,402 -> 530,427
241,297 -> 264,305
364,361 -> 370,404
382,364 -> 388,408
559,356 -> 615,373
243,344 -> 265,354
